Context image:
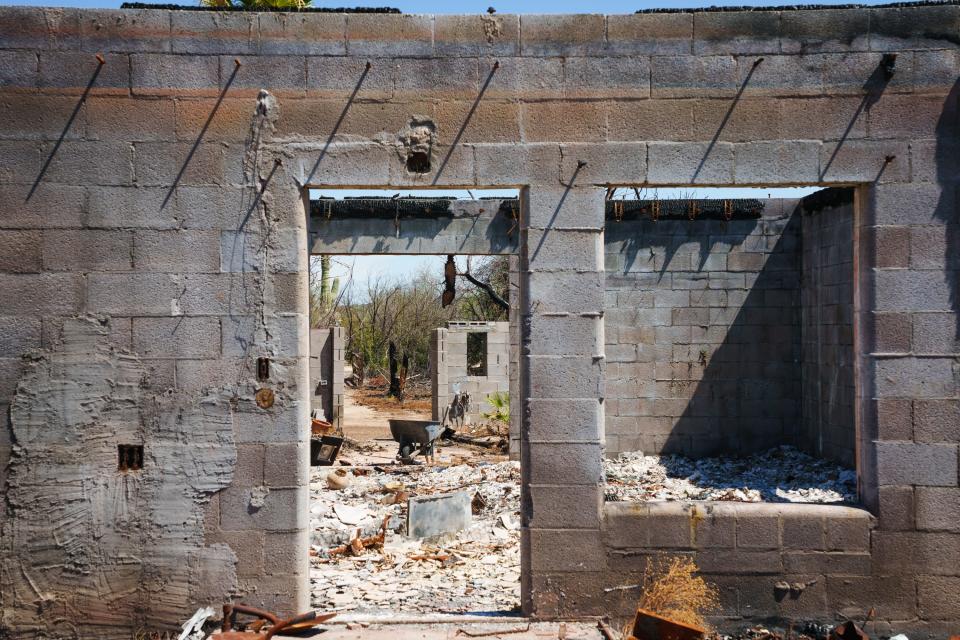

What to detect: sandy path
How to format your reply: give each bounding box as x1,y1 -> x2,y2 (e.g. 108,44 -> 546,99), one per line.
342,386 -> 431,442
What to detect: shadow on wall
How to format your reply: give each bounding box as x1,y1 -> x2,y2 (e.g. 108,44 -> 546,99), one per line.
656,213 -> 804,459
936,78 -> 960,339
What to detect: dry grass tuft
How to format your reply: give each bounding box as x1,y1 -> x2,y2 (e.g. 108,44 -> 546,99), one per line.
633,555 -> 720,632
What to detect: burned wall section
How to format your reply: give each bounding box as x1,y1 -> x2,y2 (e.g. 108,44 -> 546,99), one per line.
800,192 -> 856,467
1,317 -> 237,638
603,200 -> 802,458
0,3 -> 958,635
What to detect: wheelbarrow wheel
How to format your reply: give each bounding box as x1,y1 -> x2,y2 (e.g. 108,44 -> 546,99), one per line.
399,442 -> 414,463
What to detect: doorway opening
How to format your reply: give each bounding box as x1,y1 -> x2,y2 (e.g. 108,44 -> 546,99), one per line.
305,188 -> 523,618
601,186 -> 860,505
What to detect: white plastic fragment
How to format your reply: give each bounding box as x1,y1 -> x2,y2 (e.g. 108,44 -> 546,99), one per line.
178,606 -> 215,640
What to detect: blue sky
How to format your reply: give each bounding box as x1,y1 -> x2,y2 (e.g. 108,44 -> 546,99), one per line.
0,0 -> 895,10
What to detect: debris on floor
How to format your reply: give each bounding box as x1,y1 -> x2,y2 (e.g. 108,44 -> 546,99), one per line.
309,460 -> 521,614
604,446 -> 856,504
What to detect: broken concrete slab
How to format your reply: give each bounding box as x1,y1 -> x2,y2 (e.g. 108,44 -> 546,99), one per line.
406,490 -> 472,539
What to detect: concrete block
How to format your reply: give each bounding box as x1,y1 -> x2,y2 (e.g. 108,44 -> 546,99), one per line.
526,186 -> 605,230
0,183 -> 84,231
607,99 -> 696,142
259,13 -> 346,55
219,486 -> 307,532
647,141 -> 734,185
519,14 -> 606,56
606,13 -> 692,55
776,97 -> 867,141
87,186 -> 179,229
914,399 -> 960,444
78,9 -> 172,53
0,230 -> 41,274
407,491 -> 472,539
733,141 -> 821,185
83,96 -> 177,143
651,55 -> 738,99
134,141 -> 225,187
782,513 -> 826,550
345,14 -> 432,57
913,312 -> 960,354
916,487 -> 960,532
264,529 -> 310,578
294,142 -> 391,187
827,575 -> 918,621
871,311 -> 912,353
527,443 -> 603,485
205,528 -> 265,578
874,270 -> 954,313
134,229 -> 220,273
869,4 -> 960,52
563,56 -> 650,99
0,316 -> 42,358
826,514 -> 872,551
0,100 -> 79,145
430,99 -> 521,145
692,97 -> 783,143
39,51 -> 131,95
303,57 -> 394,101
736,510 -> 781,550
875,441 -> 958,487
87,272 -> 181,315
559,143 -> 647,186
483,56 -> 564,100
526,314 -> 599,357
473,142 -> 560,185
393,57 -> 479,99
526,398 -> 603,442
263,442 -> 307,488
820,140 -> 910,184
780,9 -> 870,53
876,398 -> 913,441
783,551 -> 871,575
522,101 -> 606,143
529,528 -> 605,572
869,95 -> 948,141
175,98 -> 252,144
434,14 -> 520,56
917,576 -> 960,622
877,485 -> 915,531
133,316 -> 221,359
871,183 -> 953,226
528,484 -> 602,529
132,53 -> 220,97
170,11 -> 257,54
0,6 -> 82,50
0,273 -> 84,315
694,10 -> 781,55
224,55 -> 307,98
697,549 -> 782,574
42,229 -> 133,272
41,140 -> 134,186
525,230 -> 602,272
175,184 -> 250,230
911,225 -> 959,270
0,357 -> 27,399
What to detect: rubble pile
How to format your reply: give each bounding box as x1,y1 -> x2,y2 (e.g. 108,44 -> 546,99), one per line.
310,460 -> 521,615
605,446 -> 857,503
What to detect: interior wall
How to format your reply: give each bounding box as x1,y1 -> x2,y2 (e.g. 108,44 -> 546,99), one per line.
800,191 -> 856,466
603,199 -> 803,457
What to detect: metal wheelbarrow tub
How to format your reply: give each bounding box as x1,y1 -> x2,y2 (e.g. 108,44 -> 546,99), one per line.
388,419 -> 442,464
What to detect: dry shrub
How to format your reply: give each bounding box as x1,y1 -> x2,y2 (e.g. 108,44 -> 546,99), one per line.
634,555 -> 720,631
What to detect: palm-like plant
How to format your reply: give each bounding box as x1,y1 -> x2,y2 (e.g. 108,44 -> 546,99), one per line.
482,391 -> 509,424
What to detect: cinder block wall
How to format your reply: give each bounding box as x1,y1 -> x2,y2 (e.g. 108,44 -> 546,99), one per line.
603,199 -> 803,458
433,320 -> 510,421
800,193 -> 856,466
0,4 -> 957,636
309,326 -> 344,429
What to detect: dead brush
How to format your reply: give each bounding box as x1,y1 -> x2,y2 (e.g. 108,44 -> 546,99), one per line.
627,555 -> 720,634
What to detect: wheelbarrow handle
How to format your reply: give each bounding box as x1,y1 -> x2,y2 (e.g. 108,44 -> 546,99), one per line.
221,603 -> 280,632
266,610 -> 337,639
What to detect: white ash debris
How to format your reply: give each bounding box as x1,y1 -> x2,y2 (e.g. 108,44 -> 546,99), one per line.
604,446 -> 857,504
309,460 -> 521,615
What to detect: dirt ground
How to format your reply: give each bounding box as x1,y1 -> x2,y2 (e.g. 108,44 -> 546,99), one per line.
274,621 -> 604,640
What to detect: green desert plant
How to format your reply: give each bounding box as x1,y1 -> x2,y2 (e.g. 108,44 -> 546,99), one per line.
482,391 -> 509,424
200,0 -> 313,10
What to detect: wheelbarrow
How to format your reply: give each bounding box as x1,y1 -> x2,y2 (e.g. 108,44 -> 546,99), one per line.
388,419 -> 442,464
211,604 -> 337,639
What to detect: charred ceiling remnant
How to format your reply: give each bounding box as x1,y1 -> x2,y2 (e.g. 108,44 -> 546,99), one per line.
1,317 -> 238,638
